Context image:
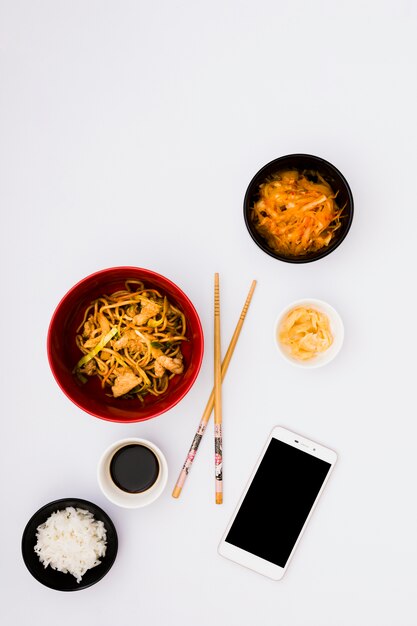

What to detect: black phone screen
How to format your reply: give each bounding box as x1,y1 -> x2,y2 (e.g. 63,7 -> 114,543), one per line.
225,438 -> 331,567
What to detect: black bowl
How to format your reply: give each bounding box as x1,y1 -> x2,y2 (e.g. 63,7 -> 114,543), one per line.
243,154 -> 354,263
22,498 -> 118,591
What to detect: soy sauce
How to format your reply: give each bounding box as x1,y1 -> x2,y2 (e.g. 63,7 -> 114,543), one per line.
110,444 -> 160,493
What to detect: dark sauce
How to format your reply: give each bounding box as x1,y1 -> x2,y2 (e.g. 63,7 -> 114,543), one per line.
110,444 -> 160,493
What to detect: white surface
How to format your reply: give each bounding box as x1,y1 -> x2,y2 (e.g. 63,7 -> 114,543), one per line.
1,1 -> 416,624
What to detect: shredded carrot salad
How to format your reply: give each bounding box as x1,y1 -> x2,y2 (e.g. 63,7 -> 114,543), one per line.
251,169 -> 343,256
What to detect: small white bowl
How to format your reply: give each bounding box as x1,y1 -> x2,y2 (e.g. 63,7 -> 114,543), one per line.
97,438 -> 168,508
274,298 -> 344,368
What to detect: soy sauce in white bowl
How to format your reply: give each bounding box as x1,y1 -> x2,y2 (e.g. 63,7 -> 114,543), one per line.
110,444 -> 160,493
98,437 -> 168,508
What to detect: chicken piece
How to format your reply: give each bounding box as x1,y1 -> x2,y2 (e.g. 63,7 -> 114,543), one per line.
82,312 -> 110,349
82,317 -> 95,339
154,360 -> 166,378
132,302 -> 160,326
83,360 -> 97,376
111,371 -> 141,397
98,312 -> 111,335
113,334 -> 129,351
83,335 -> 101,349
155,355 -> 184,375
113,330 -> 144,353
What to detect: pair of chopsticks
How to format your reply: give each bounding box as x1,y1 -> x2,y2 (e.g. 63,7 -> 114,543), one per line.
172,278 -> 257,502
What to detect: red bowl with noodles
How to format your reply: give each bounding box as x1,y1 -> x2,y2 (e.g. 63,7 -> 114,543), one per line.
47,267 -> 204,423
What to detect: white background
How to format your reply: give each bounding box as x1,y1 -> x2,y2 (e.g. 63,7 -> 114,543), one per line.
1,1 -> 416,624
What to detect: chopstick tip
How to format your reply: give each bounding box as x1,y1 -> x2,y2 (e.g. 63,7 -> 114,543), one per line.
171,486 -> 182,499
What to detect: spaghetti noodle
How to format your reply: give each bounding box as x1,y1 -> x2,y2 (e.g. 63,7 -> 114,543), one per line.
74,281 -> 187,400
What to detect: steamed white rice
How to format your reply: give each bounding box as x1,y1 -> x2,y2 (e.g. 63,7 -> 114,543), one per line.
34,507 -> 107,583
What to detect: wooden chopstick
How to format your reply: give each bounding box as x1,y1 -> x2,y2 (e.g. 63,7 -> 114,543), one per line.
171,279 -> 257,499
214,273 -> 222,504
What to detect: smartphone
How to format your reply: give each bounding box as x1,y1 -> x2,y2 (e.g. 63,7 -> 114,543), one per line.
218,426 -> 337,580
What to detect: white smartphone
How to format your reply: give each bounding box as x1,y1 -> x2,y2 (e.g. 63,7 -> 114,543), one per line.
218,425 -> 337,580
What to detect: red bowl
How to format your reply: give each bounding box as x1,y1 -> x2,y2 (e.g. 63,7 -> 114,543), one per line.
47,267 -> 204,423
